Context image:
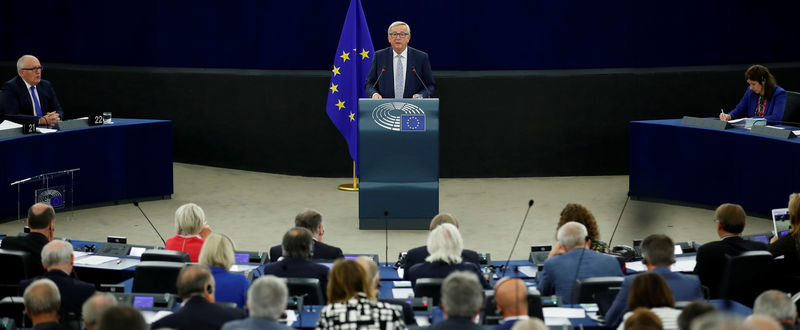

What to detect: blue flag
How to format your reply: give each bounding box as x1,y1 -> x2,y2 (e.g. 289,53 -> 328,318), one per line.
326,0 -> 373,173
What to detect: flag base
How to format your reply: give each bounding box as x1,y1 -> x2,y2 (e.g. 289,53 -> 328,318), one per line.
337,183 -> 359,191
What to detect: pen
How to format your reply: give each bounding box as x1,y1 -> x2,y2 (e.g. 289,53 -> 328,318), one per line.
116,259 -> 122,264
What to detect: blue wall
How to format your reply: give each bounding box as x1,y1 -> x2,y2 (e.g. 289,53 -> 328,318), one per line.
2,0 -> 799,70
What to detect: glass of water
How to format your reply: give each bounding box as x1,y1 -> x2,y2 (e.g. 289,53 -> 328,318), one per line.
103,112 -> 113,124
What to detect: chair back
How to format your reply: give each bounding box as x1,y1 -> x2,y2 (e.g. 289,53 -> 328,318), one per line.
282,278 -> 325,305
0,296 -> 28,328
570,276 -> 624,304
413,278 -> 444,306
783,91 -> 800,125
132,261 -> 186,294
718,250 -> 773,307
140,249 -> 190,262
0,249 -> 33,300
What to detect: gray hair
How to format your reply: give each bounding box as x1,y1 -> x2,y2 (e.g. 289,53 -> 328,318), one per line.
641,234 -> 676,266
82,292 -> 118,328
248,275 -> 288,321
754,290 -> 797,322
16,55 -> 36,71
388,21 -> 410,35
511,318 -> 548,330
174,203 -> 206,235
557,221 -> 588,249
198,233 -> 235,270
23,278 -> 61,315
441,271 -> 483,319
744,315 -> 781,330
41,240 -> 73,268
425,223 -> 463,264
690,312 -> 750,330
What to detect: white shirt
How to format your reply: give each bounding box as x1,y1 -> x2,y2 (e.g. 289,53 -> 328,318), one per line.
22,79 -> 41,116
393,47 -> 408,97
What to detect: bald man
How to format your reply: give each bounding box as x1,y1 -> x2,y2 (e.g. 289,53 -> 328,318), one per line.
494,278 -> 529,330
1,203 -> 57,277
0,55 -> 63,126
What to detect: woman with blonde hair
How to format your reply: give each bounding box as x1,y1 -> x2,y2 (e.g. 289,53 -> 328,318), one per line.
198,233 -> 249,308
165,203 -> 212,262
406,223 -> 491,289
769,193 -> 800,275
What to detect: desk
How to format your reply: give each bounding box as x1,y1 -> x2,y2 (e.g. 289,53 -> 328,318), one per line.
0,119 -> 173,219
629,119 -> 800,214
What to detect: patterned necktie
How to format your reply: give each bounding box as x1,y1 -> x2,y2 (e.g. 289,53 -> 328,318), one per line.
394,55 -> 404,98
30,86 -> 43,116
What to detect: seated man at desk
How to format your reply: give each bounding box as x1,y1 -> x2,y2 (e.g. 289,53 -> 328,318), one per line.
1,202 -> 56,277
263,227 -> 330,302
268,208 -> 343,262
0,55 -> 62,126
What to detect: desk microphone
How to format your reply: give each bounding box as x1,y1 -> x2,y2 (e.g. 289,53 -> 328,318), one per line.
371,66 -> 386,94
133,201 -> 166,246
410,66 -> 429,97
384,210 -> 389,267
501,199 -> 535,277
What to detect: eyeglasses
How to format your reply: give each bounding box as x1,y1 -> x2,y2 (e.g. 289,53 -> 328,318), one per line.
21,66 -> 43,72
388,33 -> 409,39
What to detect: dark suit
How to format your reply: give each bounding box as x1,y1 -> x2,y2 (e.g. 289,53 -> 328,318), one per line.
262,257 -> 330,300
151,296 -> 246,330
536,248 -> 623,304
0,232 -> 49,277
19,270 -> 95,318
365,46 -> 435,98
424,317 -> 483,330
0,76 -> 63,124
403,246 -> 481,279
693,235 -> 767,298
604,266 -> 703,327
268,240 -> 343,262
407,261 -> 491,289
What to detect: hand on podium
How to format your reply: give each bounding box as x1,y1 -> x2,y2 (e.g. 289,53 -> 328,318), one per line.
371,93 -> 382,99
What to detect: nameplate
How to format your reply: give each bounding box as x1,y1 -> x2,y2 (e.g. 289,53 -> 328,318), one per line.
750,125 -> 796,139
88,114 -> 104,126
681,116 -> 732,130
56,119 -> 90,131
22,122 -> 37,134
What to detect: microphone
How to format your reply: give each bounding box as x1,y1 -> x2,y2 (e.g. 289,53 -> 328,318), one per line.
371,66 -> 386,94
607,195 -> 630,247
410,66 -> 429,98
501,199 -> 535,277
384,210 -> 389,267
133,201 -> 166,246
570,238 -> 589,304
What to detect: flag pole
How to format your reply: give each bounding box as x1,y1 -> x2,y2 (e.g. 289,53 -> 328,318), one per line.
337,161 -> 358,191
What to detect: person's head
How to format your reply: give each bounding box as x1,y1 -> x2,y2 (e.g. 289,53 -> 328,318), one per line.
641,234 -> 676,268
745,315 -> 782,330
27,202 -> 55,240
81,293 -> 118,330
690,313 -> 749,330
430,213 -> 460,230
510,318 -> 548,330
295,208 -> 324,239
327,259 -> 375,303
387,21 -> 411,54
41,239 -> 74,273
97,305 -> 147,330
440,271 -> 483,319
715,203 -> 746,236
281,227 -> 314,259
23,278 -> 60,323
556,221 -> 589,250
17,55 -> 42,86
745,65 -> 777,100
557,203 -> 600,242
627,272 -> 675,311
424,223 -> 463,264
753,290 -> 797,325
174,203 -> 206,235
494,277 -> 528,318
788,193 -> 800,236
355,256 -> 380,288
677,301 -> 717,330
247,275 -> 288,321
176,265 -> 215,302
624,307 -> 663,330
198,233 -> 235,270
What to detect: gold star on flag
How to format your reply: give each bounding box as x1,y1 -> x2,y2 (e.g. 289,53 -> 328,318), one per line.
332,65 -> 341,76
329,83 -> 339,94
340,51 -> 351,62
359,49 -> 370,59
349,112 -> 356,121
336,99 -> 346,110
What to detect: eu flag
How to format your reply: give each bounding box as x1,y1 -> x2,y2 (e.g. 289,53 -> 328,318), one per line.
401,114 -> 426,131
326,0 -> 373,173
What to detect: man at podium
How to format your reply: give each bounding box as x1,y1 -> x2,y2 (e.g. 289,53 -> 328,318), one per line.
365,21 -> 435,99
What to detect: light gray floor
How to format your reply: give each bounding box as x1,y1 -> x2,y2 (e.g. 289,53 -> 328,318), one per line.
0,163 -> 774,263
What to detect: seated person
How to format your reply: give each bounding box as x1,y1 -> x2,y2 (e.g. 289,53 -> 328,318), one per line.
555,203 -> 608,253
0,55 -> 62,126
165,203 -> 212,262
263,227 -> 330,302
536,222 -> 622,303
402,213 -> 481,276
494,277 -> 530,330
406,223 -> 490,289
198,233 -> 250,308
427,271 -> 485,330
97,305 -> 147,330
753,290 -> 798,330
676,301 -> 716,330
269,208 -> 342,262
624,307 -> 664,330
81,293 -> 117,330
23,278 -> 65,330
1,203 -> 56,277
221,275 -> 293,330
768,193 -> 800,275
316,259 -> 405,330
355,257 -> 416,325
617,273 -> 680,330
720,65 -> 786,123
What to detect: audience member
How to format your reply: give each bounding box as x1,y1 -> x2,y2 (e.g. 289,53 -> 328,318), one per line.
677,301 -> 716,330
509,318 -> 547,330
690,313 -> 749,330
97,305 -> 146,330
263,228 -> 330,302
555,203 -> 608,253
316,259 -> 405,329
268,208 -> 343,262
494,277 -> 529,330
768,193 -> 800,276
355,257 -> 416,325
536,221 -> 622,303
0,203 -> 56,277
221,275 -> 292,330
426,271 -> 485,330
406,223 -> 490,289
606,234 -> 703,327
151,265 -> 245,330
19,240 -> 95,318
402,213 -> 481,276
753,290 -> 798,330
693,203 -> 767,298
23,278 -> 65,330
199,233 -> 250,308
624,307 -> 663,330
81,293 -> 117,330
745,315 -> 782,330
165,203 -> 212,262
618,273 -> 680,330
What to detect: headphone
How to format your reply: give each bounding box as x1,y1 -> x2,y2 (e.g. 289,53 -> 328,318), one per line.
206,284 -> 213,294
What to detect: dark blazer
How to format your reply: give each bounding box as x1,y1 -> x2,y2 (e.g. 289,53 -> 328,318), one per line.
0,76 -> 63,124
693,236 -> 767,298
262,257 -> 330,300
268,240 -> 343,262
151,296 -> 246,330
365,46 -> 435,98
535,248 -> 623,304
424,317 -> 484,330
0,232 -> 49,277
19,270 -> 96,317
403,246 -> 481,279
407,260 -> 491,289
